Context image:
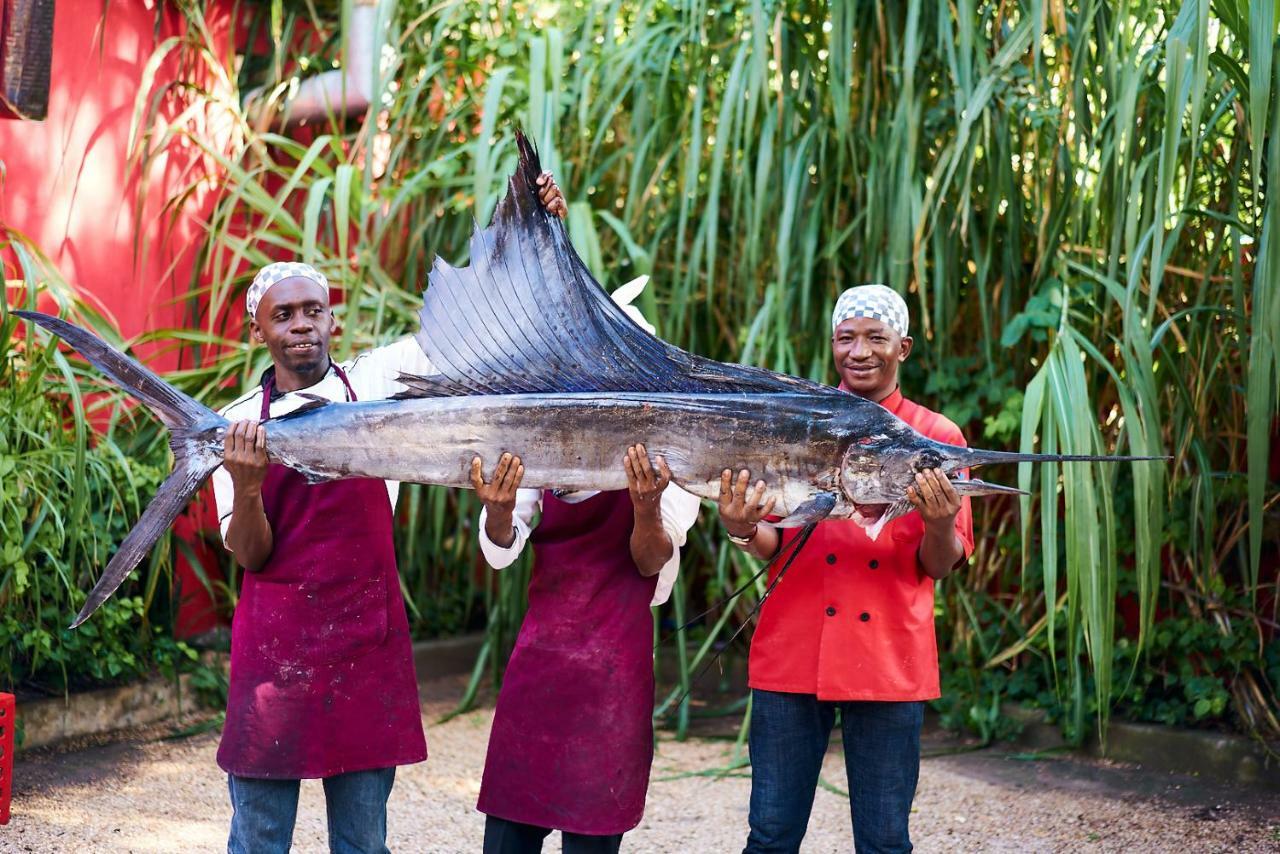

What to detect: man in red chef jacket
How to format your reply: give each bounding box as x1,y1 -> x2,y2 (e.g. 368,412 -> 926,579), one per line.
718,284 -> 974,854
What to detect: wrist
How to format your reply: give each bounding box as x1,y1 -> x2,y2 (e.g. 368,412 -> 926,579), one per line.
234,483 -> 263,501
726,523 -> 758,544
632,501 -> 662,523
923,516 -> 956,536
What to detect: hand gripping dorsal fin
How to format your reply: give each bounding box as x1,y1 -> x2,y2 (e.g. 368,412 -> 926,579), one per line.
406,130 -> 839,399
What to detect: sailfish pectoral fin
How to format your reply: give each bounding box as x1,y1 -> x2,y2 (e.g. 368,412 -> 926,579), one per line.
772,492 -> 838,527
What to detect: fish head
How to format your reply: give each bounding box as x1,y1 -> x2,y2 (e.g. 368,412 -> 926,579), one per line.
837,436 -> 957,505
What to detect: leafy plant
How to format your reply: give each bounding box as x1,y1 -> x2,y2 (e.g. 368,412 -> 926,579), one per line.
0,229 -> 200,696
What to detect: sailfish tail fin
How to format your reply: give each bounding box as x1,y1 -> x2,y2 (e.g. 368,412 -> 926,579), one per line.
15,311 -> 227,628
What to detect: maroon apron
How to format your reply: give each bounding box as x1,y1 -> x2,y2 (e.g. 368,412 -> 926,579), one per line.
477,490 -> 659,836
216,366 -> 427,779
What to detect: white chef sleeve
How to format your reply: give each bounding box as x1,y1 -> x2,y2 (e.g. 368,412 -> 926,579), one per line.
478,488 -> 541,569
649,485 -> 702,606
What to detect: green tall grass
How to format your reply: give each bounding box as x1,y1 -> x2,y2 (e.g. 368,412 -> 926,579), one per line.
95,0 -> 1280,739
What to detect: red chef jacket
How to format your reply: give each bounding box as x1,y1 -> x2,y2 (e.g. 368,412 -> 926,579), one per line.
748,386 -> 974,701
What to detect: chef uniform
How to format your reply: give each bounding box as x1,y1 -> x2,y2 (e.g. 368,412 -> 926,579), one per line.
212,263 -> 429,853
742,284 -> 974,854
476,485 -> 700,852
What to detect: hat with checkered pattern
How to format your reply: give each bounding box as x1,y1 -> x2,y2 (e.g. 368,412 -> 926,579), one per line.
830,284 -> 909,337
246,262 -> 329,319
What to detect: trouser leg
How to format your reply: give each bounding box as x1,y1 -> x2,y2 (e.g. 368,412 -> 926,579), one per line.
839,701 -> 923,854
561,830 -> 623,853
483,815 -> 553,854
322,766 -> 397,854
227,774 -> 301,854
743,689 -> 836,854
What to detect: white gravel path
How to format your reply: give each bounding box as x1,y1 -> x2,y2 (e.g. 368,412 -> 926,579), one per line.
8,676 -> 1278,852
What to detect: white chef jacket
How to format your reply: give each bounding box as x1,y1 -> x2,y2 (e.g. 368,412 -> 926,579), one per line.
212,336 -> 433,544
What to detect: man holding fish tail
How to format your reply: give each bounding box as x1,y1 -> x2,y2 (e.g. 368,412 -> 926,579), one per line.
470,442 -> 700,853
719,284 -> 974,854
210,173 -> 569,854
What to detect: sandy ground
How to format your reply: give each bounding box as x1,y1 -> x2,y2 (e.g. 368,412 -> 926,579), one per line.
7,675 -> 1278,853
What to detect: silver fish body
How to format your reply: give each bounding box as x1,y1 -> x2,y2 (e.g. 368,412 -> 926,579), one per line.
248,390 -> 931,520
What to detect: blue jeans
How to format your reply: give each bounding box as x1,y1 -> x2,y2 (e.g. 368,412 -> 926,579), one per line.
744,689 -> 923,854
227,767 -> 396,854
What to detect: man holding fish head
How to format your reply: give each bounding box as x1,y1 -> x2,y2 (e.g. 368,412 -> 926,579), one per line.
719,283 -> 974,853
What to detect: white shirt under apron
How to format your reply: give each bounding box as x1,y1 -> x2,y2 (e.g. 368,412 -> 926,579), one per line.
212,337 -> 434,546
478,486 -> 702,607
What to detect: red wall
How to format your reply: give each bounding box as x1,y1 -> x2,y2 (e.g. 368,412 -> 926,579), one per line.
0,0 -> 237,635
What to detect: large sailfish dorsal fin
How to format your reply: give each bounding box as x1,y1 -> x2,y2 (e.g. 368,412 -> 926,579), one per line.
406,131 -> 837,398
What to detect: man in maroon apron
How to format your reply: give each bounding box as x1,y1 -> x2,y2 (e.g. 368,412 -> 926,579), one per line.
209,173 -> 566,854
470,445 -> 701,853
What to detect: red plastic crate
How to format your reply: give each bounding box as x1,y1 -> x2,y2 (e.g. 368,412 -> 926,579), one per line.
0,692 -> 11,824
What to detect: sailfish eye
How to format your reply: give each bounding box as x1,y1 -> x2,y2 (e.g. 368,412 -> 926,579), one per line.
917,450 -> 943,470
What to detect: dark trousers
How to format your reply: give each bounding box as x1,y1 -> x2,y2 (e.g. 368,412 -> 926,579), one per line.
227,767 -> 396,854
483,815 -> 623,854
743,689 -> 923,854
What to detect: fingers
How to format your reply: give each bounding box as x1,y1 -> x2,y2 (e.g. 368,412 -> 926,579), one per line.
625,445 -> 667,498
500,458 -> 525,493
254,424 -> 266,459
718,469 -> 733,502
470,456 -> 485,491
226,421 -> 258,460
492,452 -> 512,486
749,478 -> 767,511
538,171 -> 568,219
933,469 -> 960,504
734,468 -> 750,500
634,443 -> 655,482
761,495 -> 777,517
914,471 -> 938,505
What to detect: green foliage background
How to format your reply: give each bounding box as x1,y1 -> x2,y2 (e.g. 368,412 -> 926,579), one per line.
5,0 -> 1278,744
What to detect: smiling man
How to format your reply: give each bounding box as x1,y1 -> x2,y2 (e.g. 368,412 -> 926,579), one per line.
717,283 -> 975,854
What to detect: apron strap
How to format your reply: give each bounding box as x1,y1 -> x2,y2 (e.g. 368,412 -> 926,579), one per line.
259,361 -> 358,422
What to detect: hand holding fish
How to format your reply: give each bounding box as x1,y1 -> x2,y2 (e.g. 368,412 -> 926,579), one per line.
717,468 -> 777,539
907,468 -> 966,579
623,443 -> 670,515
472,453 -> 525,548
535,171 -> 568,219
223,420 -> 268,494
905,468 -> 962,527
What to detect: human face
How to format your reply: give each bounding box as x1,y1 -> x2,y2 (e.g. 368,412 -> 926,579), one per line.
831,316 -> 912,402
249,277 -> 334,391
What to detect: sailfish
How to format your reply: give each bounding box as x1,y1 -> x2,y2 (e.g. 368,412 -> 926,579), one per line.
16,132 -> 1163,628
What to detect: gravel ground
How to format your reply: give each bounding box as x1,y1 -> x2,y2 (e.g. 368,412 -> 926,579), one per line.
9,676 -> 1278,853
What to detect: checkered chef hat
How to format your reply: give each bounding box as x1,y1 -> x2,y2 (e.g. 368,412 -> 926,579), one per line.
831,284 -> 910,337
246,262 -> 329,318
